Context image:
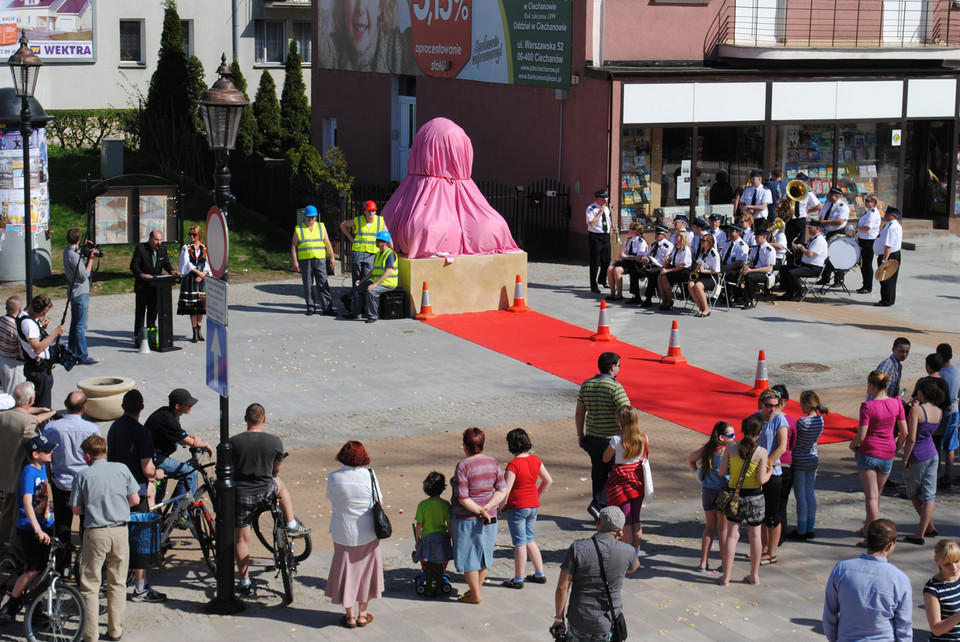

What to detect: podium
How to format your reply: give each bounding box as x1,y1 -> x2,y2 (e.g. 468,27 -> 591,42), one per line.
148,275 -> 179,352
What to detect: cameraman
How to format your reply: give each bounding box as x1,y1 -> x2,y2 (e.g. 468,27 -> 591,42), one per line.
17,295 -> 66,409
63,229 -> 98,366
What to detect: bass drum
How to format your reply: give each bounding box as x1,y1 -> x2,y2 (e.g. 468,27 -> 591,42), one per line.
828,236 -> 861,271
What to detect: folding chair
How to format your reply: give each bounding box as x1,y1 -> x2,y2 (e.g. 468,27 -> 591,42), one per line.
796,264 -> 826,302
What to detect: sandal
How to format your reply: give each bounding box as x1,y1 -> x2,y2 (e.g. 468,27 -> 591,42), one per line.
357,613 -> 374,627
696,564 -> 711,572
759,556 -> 777,566
743,576 -> 760,585
340,615 -> 357,629
458,594 -> 483,604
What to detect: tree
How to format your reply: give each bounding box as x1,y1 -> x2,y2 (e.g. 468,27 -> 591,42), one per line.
185,55 -> 206,135
286,144 -> 354,220
280,38 -> 310,153
229,57 -> 259,158
145,0 -> 189,119
253,71 -> 283,159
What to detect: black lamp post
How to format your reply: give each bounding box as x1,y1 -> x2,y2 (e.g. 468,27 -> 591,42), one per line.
198,54 -> 247,615
7,32 -> 41,302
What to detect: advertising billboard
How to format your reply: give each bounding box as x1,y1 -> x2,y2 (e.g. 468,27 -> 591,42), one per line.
316,0 -> 572,89
0,0 -> 94,62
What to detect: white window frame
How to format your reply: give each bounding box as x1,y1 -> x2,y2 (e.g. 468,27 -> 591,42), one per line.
255,19 -> 287,64
293,21 -> 311,63
181,19 -> 193,58
119,19 -> 145,65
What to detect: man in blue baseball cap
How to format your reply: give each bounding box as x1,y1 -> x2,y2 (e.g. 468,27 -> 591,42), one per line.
291,205 -> 338,317
345,230 -> 397,324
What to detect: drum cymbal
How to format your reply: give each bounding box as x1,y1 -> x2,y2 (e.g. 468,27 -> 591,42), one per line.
875,259 -> 899,282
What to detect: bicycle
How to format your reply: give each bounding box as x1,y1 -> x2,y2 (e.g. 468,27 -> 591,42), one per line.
153,446 -> 218,575
253,493 -> 300,605
0,539 -> 86,642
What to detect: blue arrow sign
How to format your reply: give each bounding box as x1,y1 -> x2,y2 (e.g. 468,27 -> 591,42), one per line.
206,318 -> 228,397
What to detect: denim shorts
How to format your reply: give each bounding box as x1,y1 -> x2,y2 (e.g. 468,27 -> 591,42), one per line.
856,452 -> 893,475
505,507 -> 539,546
904,456 -> 938,503
944,411 -> 959,452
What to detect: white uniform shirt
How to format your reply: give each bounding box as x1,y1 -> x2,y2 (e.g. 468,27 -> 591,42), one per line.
647,239 -> 674,266
820,198 -> 850,232
750,242 -> 777,269
723,237 -> 749,264
803,233 -> 829,267
671,246 -> 692,269
874,219 -> 903,255
621,235 -> 647,258
797,191 -> 821,219
856,208 -> 881,240
700,247 -> 721,273
585,203 -> 611,234
709,227 -> 727,253
740,186 -> 772,219
742,228 -> 756,247
769,228 -> 788,261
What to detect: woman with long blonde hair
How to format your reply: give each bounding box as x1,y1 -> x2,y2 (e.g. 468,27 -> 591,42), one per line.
656,230 -> 691,311
602,406 -> 649,552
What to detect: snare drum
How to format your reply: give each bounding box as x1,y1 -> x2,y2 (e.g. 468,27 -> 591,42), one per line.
827,236 -> 861,271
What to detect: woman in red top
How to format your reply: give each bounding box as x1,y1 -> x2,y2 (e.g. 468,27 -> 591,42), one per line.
499,428 -> 552,589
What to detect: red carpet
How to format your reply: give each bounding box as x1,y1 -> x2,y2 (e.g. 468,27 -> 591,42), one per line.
425,310 -> 857,443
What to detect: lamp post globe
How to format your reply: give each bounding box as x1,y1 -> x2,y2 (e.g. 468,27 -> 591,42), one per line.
8,31 -> 41,301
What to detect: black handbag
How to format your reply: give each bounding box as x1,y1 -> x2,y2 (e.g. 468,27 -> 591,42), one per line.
591,536 -> 628,642
368,469 -> 392,539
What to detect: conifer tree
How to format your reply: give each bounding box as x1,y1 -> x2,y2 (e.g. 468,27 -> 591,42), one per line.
280,38 -> 310,153
253,71 -> 283,159
230,57 -> 259,158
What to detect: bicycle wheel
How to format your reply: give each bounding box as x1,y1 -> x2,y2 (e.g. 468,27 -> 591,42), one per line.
274,522 -> 294,605
24,582 -> 86,642
0,551 -> 22,592
253,508 -> 312,563
190,505 -> 217,576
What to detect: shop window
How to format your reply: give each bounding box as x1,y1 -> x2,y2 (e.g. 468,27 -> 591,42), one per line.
619,127 -> 654,230
696,125 -> 764,222
836,122 -> 901,214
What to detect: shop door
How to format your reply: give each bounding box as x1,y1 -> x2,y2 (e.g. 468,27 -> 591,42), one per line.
902,120 -> 952,219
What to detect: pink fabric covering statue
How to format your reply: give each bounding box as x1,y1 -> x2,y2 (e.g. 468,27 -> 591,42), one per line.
381,118 -> 521,258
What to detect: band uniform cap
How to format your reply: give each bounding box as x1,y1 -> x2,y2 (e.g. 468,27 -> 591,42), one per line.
749,170 -> 763,178
807,219 -> 824,228
594,189 -> 609,199
655,225 -> 670,235
727,223 -> 744,233
693,217 -> 709,228
598,506 -> 626,531
885,205 -> 901,217
28,434 -> 57,453
795,172 -> 809,182
674,214 -> 689,224
754,228 -> 769,236
363,200 -> 377,211
169,388 -> 199,407
375,230 -> 392,243
304,205 -> 318,218
708,214 -> 723,222
828,187 -> 843,196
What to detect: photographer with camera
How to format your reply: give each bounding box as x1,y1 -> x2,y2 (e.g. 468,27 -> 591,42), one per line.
63,228 -> 100,366
552,507 -> 639,641
17,295 -> 66,409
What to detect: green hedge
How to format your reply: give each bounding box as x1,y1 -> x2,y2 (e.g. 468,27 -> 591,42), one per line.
46,109 -> 138,150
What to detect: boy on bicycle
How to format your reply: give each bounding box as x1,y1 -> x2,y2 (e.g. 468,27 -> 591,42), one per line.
231,403 -> 310,595
0,434 -> 56,625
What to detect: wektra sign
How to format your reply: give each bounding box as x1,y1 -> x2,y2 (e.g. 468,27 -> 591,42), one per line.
0,0 -> 94,62
316,0 -> 571,89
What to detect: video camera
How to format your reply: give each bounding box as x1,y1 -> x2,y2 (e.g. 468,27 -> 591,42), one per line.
80,239 -> 104,260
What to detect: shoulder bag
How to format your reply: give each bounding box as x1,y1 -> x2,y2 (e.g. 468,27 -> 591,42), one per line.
368,469 -> 392,539
640,434 -> 654,503
591,535 -> 628,642
714,445 -> 756,519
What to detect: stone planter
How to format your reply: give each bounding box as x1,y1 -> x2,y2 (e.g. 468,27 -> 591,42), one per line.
77,376 -> 136,421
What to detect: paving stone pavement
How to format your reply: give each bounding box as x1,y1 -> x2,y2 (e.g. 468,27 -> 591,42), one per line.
0,250 -> 955,640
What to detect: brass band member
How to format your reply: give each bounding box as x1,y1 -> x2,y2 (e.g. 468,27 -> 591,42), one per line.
816,187 -> 851,288
785,172 -> 822,245
738,228 -> 777,310
606,223 -> 647,302
739,215 -> 756,248
780,220 -> 828,301
656,231 -> 692,311
855,193 -> 882,295
739,169 -> 772,233
634,226 -> 673,307
708,214 -> 727,254
688,234 -> 721,318
719,223 -> 749,283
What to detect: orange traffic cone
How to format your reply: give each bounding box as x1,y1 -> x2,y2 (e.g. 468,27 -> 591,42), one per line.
661,320 -> 687,365
590,301 -> 617,342
415,281 -> 438,321
749,350 -> 770,396
507,274 -> 530,313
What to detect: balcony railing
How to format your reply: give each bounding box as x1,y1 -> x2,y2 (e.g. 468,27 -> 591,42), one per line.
707,0 -> 960,51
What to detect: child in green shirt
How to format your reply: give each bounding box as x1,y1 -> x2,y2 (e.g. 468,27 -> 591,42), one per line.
412,472 -> 452,598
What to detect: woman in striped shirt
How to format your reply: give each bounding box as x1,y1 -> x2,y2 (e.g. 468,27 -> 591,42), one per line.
785,391 -> 828,541
925,538 -> 960,640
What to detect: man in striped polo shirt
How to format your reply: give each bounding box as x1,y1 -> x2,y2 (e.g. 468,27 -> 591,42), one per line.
576,352 -> 630,515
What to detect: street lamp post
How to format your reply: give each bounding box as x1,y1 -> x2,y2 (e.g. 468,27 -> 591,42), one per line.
7,32 -> 41,302
198,54 -> 248,615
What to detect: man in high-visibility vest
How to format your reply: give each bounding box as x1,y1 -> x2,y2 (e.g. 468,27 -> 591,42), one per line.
339,200 -> 386,315
290,205 -> 337,316
346,230 -> 397,324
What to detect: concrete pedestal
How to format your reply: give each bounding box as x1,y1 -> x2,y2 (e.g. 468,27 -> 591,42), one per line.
399,252 -> 528,317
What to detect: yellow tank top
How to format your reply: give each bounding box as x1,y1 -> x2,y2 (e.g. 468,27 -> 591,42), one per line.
728,454 -> 761,490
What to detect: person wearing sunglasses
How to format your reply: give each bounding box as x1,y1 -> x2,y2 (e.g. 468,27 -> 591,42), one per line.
177,225 -> 212,343
686,421 -> 736,572
754,388 -> 789,566
854,193 -> 882,294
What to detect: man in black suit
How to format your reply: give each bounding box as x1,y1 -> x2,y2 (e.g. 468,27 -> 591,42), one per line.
129,230 -> 178,344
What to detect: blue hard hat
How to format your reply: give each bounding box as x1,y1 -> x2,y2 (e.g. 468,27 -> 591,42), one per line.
376,230 -> 392,243
304,205 -> 318,218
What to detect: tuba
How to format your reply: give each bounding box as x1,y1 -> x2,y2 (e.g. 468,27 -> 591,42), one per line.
768,218 -> 786,234
786,179 -> 808,201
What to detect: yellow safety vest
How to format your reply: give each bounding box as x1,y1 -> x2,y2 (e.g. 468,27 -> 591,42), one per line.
352,215 -> 384,254
295,222 -> 326,260
372,248 -> 398,288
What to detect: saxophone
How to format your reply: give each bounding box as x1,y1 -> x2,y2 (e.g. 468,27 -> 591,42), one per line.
689,259 -> 703,282
736,259 -> 752,289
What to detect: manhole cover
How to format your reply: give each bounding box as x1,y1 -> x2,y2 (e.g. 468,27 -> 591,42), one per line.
781,362 -> 830,373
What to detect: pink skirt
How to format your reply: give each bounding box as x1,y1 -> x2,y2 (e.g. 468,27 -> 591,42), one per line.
324,539 -> 384,606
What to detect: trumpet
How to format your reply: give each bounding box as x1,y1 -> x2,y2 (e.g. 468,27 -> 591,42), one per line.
736,259 -> 752,289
